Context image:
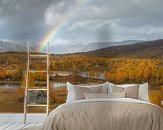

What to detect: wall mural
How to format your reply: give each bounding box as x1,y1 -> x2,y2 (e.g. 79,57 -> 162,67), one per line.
0,0 -> 162,113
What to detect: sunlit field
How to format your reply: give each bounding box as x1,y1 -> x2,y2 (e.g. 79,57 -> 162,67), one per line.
0,53 -> 162,112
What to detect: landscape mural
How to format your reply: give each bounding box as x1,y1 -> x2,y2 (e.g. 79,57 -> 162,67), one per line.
0,0 -> 163,113
0,39 -> 162,112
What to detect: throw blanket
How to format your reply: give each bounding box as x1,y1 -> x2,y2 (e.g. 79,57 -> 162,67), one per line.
42,98 -> 163,130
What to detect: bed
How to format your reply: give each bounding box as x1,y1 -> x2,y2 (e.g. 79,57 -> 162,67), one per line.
42,82 -> 163,130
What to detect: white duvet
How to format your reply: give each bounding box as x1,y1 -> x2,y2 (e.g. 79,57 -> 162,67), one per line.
42,98 -> 163,130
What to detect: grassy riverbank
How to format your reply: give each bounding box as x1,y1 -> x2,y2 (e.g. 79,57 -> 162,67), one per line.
0,86 -> 162,113
0,87 -> 67,113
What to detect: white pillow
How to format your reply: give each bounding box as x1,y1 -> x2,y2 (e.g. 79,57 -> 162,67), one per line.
116,84 -> 137,88
84,92 -> 125,99
66,82 -> 109,103
108,82 -> 149,102
66,82 -> 75,103
108,82 -> 114,93
138,83 -> 149,102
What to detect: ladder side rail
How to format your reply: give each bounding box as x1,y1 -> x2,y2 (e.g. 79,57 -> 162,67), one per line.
46,42 -> 50,115
24,41 -> 31,124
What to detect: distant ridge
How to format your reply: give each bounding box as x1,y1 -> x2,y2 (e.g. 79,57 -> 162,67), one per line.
0,40 -> 26,52
0,40 -> 141,54
0,39 -> 163,59
52,40 -> 142,54
74,39 -> 163,59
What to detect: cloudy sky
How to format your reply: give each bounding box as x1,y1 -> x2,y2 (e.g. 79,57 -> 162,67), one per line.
0,0 -> 163,53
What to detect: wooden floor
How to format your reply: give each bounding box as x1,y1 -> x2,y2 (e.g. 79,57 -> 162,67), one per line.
0,113 -> 46,130
0,122 -> 43,130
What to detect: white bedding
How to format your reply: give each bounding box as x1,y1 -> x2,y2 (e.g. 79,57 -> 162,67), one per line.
44,98 -> 163,130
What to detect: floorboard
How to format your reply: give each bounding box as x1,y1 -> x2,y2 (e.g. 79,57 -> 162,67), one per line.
4,123 -> 21,130
0,123 -> 14,130
23,123 -> 38,129
0,123 -> 6,127
34,122 -> 43,127
0,122 -> 43,130
14,123 -> 31,130
0,114 -> 46,123
0,114 -> 45,129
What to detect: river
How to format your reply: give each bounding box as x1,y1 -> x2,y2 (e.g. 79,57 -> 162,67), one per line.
0,84 -> 19,89
0,71 -> 105,89
0,82 -> 67,89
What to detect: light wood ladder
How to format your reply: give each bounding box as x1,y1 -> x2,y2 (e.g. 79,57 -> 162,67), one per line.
24,41 -> 50,124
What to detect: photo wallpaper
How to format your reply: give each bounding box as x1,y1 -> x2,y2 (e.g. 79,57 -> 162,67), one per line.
0,0 -> 162,113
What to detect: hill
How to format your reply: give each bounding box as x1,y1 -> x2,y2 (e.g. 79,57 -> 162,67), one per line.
77,39 -> 163,59
0,40 -> 141,54
53,40 -> 141,54
0,39 -> 163,59
0,40 -> 26,52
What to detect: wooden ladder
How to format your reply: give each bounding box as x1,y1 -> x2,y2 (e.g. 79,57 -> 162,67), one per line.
24,41 -> 50,124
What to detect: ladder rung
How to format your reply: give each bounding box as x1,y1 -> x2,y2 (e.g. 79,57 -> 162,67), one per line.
38,82 -> 51,84
27,104 -> 47,107
29,70 -> 47,73
35,81 -> 47,84
30,54 -> 47,57
28,88 -> 47,91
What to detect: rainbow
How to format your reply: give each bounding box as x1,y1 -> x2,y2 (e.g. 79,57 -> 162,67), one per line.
37,0 -> 86,52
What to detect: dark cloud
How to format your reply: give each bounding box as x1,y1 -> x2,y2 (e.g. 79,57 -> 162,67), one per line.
0,0 -> 163,53
96,24 -> 112,42
0,0 -> 53,42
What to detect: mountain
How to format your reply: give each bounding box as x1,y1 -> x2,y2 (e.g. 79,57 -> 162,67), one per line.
0,40 -> 142,54
0,40 -> 26,52
52,40 -> 142,54
79,40 -> 142,52
0,39 -> 162,59
75,39 -> 163,59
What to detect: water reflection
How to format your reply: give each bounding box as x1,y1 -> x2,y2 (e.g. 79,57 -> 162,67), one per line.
0,84 -> 18,89
79,72 -> 106,80
53,82 -> 67,87
51,71 -> 106,80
